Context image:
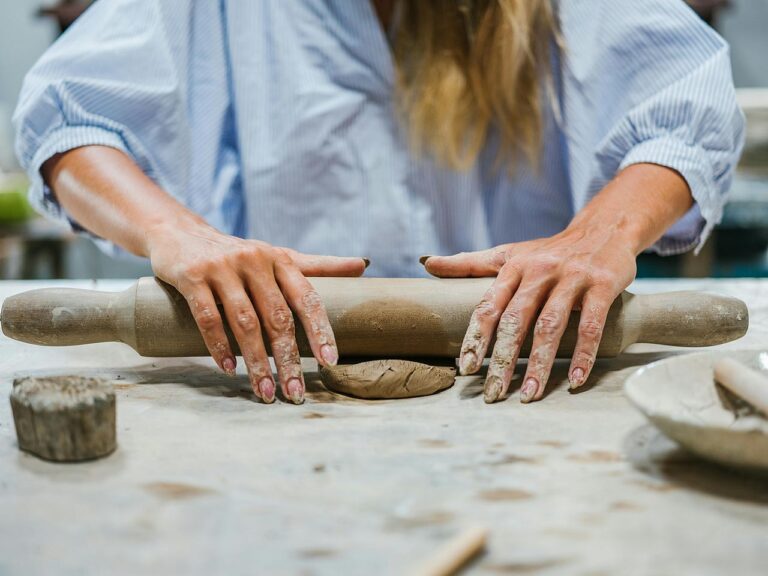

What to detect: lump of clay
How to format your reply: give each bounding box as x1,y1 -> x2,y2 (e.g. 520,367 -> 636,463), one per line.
320,359 -> 455,400
10,376 -> 116,462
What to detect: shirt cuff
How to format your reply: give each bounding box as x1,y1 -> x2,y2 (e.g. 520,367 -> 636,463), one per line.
618,135 -> 722,256
26,125 -> 130,257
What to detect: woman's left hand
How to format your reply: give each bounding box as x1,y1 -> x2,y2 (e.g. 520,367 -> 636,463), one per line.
422,223 -> 638,403
423,164 -> 694,403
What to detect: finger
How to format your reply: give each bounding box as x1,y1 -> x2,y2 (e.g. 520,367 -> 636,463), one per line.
483,281 -> 546,403
421,247 -> 508,278
180,282 -> 236,377
274,260 -> 338,367
459,264 -> 522,375
568,288 -> 613,390
210,276 -> 276,403
281,248 -> 368,277
246,273 -> 305,405
521,286 -> 581,404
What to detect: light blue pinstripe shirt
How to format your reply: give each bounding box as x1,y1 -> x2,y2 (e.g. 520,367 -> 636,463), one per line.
14,0 -> 744,277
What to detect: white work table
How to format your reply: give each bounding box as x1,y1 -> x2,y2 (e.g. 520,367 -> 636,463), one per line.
1,278 -> 766,575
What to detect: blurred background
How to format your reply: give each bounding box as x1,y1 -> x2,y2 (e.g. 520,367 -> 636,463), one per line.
0,0 -> 766,280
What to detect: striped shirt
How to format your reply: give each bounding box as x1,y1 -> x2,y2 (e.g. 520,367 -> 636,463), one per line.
13,0 -> 745,277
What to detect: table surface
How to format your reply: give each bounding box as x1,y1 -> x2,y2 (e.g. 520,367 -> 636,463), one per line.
1,278 -> 767,576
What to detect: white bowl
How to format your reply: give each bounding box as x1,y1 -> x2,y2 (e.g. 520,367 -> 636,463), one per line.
625,350 -> 768,472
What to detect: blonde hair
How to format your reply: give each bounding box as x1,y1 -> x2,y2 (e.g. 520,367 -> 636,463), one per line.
393,0 -> 558,171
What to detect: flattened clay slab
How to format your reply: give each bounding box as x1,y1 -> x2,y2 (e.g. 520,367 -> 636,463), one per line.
625,350 -> 768,473
10,376 -> 116,462
320,359 -> 456,400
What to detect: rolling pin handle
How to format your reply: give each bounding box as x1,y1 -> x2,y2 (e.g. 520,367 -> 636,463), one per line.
632,291 -> 748,348
0,287 -> 125,347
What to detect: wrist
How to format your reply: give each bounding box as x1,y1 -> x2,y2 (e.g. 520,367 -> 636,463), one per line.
565,208 -> 648,256
144,212 -> 212,257
567,164 -> 692,256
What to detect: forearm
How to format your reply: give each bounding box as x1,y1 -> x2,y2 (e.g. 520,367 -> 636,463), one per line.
42,145 -> 207,257
568,163 -> 694,255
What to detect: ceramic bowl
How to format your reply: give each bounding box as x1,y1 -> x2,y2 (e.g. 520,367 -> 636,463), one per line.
625,349 -> 768,471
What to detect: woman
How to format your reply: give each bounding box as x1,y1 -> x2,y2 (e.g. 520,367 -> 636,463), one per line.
14,0 -> 744,405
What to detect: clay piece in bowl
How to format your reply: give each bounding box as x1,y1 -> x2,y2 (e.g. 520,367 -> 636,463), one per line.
624,350 -> 768,472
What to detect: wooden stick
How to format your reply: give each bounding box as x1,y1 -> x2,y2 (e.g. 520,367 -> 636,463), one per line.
0,277 -> 749,359
411,526 -> 488,576
713,357 -> 768,415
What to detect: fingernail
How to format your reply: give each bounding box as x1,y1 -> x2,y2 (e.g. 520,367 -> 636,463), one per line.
569,367 -> 585,390
484,376 -> 503,404
362,258 -> 371,269
222,357 -> 236,376
320,344 -> 338,366
459,351 -> 477,375
259,378 -> 275,403
287,378 -> 304,405
419,255 -> 433,266
520,378 -> 538,403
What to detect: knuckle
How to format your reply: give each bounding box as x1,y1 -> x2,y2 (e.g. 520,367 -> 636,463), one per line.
315,330 -> 334,347
229,244 -> 266,267
492,249 -> 508,266
474,298 -> 499,321
268,305 -> 295,333
179,262 -> 208,283
272,247 -> 294,266
579,319 -> 603,340
300,289 -> 323,312
589,269 -> 616,288
244,356 -> 269,377
573,351 -> 597,371
270,336 -> 301,365
488,340 -> 517,377
497,308 -> 523,340
500,260 -> 522,280
234,309 -> 259,332
530,255 -> 559,276
535,311 -> 564,337
574,350 -> 596,363
194,307 -> 221,332
499,307 -> 522,327
209,339 -> 228,358
564,262 -> 587,279
232,247 -> 256,262
503,255 -> 522,270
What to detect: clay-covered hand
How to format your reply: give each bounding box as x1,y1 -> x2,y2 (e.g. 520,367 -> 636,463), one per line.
148,222 -> 367,404
422,226 -> 637,403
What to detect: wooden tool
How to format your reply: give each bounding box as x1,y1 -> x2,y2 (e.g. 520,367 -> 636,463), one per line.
10,376 -> 116,462
410,525 -> 488,576
713,357 -> 768,416
0,277 -> 748,358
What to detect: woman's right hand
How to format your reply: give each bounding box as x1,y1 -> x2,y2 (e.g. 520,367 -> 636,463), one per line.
41,146 -> 366,405
146,218 -> 367,404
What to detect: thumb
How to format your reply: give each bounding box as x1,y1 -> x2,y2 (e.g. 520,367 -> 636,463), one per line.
421,248 -> 507,278
284,249 -> 369,277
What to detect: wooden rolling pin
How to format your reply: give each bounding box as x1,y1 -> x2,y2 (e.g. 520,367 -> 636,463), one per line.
0,277 -> 748,359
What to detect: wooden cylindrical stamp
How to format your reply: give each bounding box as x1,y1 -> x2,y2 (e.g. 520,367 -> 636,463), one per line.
10,376 -> 116,462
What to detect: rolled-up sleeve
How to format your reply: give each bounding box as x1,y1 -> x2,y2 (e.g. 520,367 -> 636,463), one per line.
560,0 -> 745,255
13,0 -> 233,255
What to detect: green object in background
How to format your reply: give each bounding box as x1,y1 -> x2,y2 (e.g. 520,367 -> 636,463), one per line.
0,175 -> 35,223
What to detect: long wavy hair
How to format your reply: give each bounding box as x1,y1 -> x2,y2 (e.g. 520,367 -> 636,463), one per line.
393,0 -> 559,170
